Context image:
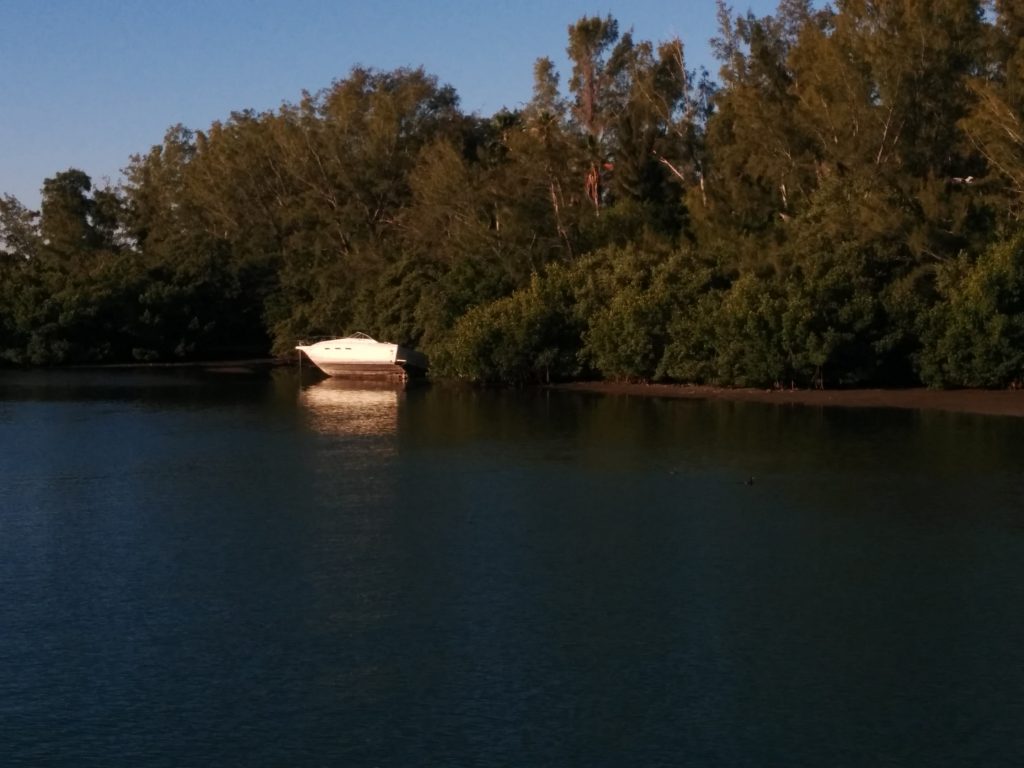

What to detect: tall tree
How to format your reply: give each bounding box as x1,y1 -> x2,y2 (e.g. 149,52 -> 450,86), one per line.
960,0 -> 1024,219
0,195 -> 39,262
567,15 -> 620,210
39,170 -> 101,259
521,57 -> 581,256
0,195 -> 39,358
703,1 -> 821,233
836,0 -> 985,177
602,33 -> 713,238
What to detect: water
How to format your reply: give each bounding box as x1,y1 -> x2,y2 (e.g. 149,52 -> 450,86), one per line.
1,370 -> 1022,766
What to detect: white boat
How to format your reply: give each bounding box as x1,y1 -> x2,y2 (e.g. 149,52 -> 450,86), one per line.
295,333 -> 428,379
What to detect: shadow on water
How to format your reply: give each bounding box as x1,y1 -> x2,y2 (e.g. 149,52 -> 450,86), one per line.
0,367 -> 281,406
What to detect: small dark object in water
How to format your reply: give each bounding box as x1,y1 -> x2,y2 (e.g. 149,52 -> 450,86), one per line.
744,476 -> 755,486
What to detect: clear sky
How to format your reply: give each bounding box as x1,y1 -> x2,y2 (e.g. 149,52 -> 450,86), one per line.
1,0 -> 778,210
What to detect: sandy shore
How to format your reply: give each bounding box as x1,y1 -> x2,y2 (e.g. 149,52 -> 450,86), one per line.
549,381 -> 1024,418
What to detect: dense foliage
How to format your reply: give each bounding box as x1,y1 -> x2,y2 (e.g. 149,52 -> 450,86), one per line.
4,1 -> 1024,387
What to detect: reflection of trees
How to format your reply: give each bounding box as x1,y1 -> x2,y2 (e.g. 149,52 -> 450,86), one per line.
298,380 -> 400,436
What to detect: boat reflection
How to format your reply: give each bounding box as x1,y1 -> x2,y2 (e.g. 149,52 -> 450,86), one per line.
298,379 -> 402,436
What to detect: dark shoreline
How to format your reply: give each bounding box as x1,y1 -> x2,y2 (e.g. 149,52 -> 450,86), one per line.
548,381 -> 1024,418
24,358 -> 292,373
9,364 -> 1024,417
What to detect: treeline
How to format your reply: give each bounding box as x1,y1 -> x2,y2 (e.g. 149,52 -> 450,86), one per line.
3,1 -> 1024,387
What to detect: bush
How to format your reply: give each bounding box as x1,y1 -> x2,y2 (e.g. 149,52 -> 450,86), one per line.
916,232 -> 1024,387
432,271 -> 583,383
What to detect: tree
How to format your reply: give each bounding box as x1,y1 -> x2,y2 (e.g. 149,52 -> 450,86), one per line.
39,170 -> 102,260
702,0 -> 819,232
567,15 -> 621,211
264,67 -> 465,352
0,195 -> 39,263
0,195 -> 39,359
602,34 -> 710,239
960,0 -> 1024,220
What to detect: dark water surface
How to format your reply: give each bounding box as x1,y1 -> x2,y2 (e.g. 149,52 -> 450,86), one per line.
1,370 -> 1022,766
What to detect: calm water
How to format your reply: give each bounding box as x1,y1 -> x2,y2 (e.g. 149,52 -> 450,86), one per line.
1,369 -> 1022,766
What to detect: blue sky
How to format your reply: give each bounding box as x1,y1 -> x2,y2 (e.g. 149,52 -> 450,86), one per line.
1,0 -> 778,209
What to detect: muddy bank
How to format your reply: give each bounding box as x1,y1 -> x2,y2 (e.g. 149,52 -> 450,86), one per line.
549,381 -> 1024,418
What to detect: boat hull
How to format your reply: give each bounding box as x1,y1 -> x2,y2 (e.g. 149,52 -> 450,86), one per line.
309,361 -> 420,378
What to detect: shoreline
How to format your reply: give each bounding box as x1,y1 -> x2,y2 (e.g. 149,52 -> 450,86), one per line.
548,381 -> 1024,418
8,364 -> 1024,417
2,358 -> 292,373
